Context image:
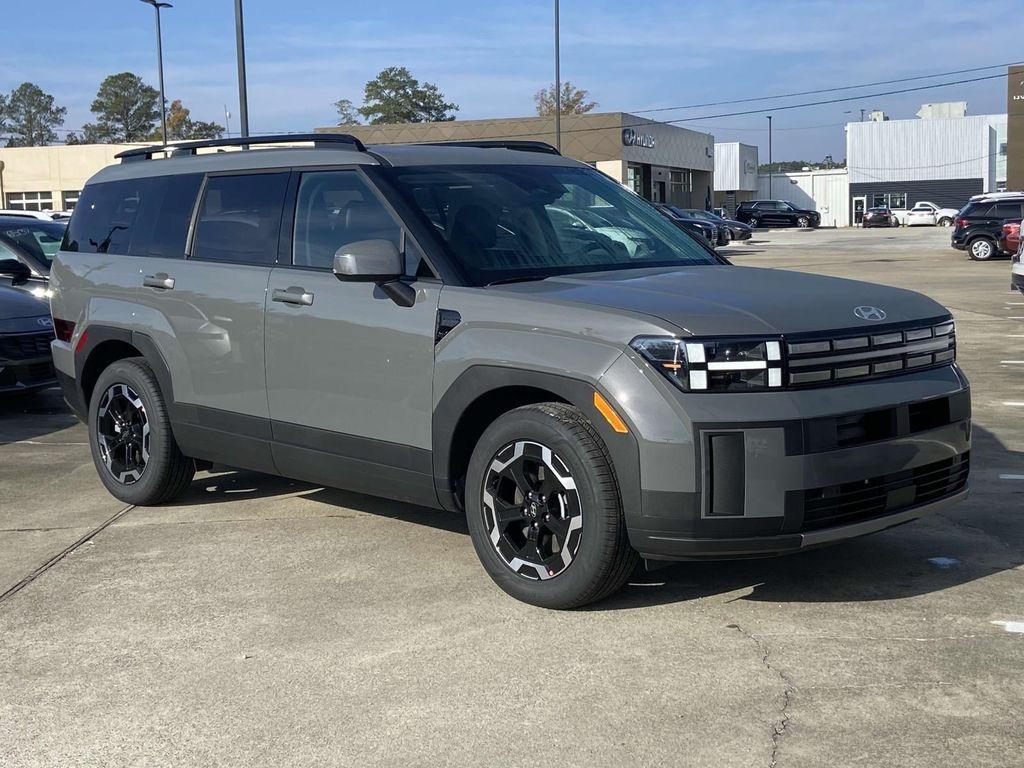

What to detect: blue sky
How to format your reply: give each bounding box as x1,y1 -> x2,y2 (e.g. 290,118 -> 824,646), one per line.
1,0 -> 1015,160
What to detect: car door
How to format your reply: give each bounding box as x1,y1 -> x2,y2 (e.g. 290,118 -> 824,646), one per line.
264,168 -> 442,505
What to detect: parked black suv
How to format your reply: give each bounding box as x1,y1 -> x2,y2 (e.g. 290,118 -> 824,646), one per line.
951,193 -> 1024,261
735,200 -> 820,229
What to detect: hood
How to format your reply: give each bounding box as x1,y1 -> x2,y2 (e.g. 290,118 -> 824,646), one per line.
498,265 -> 949,336
0,284 -> 50,322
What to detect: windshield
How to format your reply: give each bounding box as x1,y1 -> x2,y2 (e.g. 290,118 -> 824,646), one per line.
684,209 -> 721,222
382,165 -> 721,285
0,220 -> 66,270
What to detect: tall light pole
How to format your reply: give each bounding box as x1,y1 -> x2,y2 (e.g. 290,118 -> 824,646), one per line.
554,0 -> 561,151
234,0 -> 250,139
767,115 -> 773,199
139,0 -> 172,146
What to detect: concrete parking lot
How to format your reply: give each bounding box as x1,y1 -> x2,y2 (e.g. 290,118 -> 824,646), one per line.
1,226 -> 1021,767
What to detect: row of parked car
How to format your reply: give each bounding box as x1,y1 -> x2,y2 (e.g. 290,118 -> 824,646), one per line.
0,215 -> 63,395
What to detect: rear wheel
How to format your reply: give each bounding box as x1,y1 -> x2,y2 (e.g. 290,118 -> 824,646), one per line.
465,403 -> 638,609
88,358 -> 194,505
968,236 -> 996,261
937,217 -> 953,227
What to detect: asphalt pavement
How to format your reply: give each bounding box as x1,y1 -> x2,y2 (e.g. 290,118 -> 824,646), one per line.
1,226 -> 1021,767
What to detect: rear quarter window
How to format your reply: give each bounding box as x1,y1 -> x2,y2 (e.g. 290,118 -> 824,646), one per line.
62,174 -> 201,257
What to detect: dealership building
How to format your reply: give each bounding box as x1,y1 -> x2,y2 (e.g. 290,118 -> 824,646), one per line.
318,112 -> 716,208
846,104 -> 1007,218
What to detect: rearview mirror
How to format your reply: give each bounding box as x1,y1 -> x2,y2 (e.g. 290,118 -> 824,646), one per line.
333,239 -> 402,282
0,258 -> 31,285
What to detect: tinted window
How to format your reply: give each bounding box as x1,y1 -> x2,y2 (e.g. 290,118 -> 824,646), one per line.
383,164 -> 719,286
292,171 -> 400,270
992,202 -> 1023,219
130,174 -> 202,258
62,175 -> 200,257
62,179 -> 145,254
191,173 -> 289,264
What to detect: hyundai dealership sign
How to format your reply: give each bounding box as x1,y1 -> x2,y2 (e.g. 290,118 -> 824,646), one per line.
622,128 -> 655,148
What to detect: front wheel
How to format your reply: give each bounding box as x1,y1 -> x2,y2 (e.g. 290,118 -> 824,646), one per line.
88,357 -> 195,505
796,216 -> 810,228
465,403 -> 638,609
749,217 -> 760,228
968,237 -> 996,261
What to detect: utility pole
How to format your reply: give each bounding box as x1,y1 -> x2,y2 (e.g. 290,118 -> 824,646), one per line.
860,108 -> 865,122
140,0 -> 172,146
554,0 -> 561,151
767,115 -> 773,199
234,0 -> 250,139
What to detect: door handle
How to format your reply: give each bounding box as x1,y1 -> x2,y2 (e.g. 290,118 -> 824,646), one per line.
272,287 -> 314,306
143,273 -> 175,290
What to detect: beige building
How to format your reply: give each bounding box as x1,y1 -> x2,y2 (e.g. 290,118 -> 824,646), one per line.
0,143 -> 143,212
318,112 -> 715,207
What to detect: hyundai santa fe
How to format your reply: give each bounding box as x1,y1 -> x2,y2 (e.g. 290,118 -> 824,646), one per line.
49,134 -> 970,608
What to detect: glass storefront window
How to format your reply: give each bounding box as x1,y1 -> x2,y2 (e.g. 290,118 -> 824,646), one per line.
889,192 -> 907,209
626,165 -> 643,196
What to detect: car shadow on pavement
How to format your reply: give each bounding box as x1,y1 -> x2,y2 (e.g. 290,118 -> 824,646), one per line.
592,426 -> 1023,611
0,387 -> 80,446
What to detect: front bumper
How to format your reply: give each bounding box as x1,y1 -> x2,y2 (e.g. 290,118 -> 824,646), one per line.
603,356 -> 972,561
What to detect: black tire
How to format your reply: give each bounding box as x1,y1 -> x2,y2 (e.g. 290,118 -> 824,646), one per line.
749,217 -> 760,228
937,217 -> 952,227
796,216 -> 809,228
465,402 -> 638,609
967,236 -> 996,261
88,357 -> 194,505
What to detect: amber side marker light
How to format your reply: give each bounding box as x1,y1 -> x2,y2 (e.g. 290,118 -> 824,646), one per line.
593,391 -> 629,434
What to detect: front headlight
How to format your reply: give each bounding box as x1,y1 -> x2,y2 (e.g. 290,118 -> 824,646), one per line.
630,336 -> 784,392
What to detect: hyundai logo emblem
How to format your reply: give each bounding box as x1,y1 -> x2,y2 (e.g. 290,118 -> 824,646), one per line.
853,306 -> 887,321
37,316 -> 54,328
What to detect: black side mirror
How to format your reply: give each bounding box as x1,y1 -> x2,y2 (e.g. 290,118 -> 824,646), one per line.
0,258 -> 31,286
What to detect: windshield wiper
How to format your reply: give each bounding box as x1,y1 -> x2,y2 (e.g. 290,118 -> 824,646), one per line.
486,275 -> 549,287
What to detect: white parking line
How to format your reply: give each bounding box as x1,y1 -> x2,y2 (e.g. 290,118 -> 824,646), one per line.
999,474 -> 1024,481
992,620 -> 1024,634
1002,402 -> 1024,407
1000,361 -> 1024,365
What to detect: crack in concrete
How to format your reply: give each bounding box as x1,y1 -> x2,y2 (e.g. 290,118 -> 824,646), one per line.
728,623 -> 796,768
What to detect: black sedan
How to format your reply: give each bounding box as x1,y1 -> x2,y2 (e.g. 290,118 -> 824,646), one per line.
0,215 -> 65,297
0,264 -> 57,395
862,207 -> 899,228
678,208 -> 753,243
654,204 -> 726,246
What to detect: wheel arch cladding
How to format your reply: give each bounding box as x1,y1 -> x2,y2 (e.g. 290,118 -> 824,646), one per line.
77,326 -> 174,410
433,366 -> 642,521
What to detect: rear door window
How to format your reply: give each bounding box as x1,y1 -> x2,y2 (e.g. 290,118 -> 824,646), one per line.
992,202 -> 1023,219
191,173 -> 290,264
129,174 -> 202,258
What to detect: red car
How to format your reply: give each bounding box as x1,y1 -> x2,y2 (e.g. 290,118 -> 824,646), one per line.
999,220 -> 1020,254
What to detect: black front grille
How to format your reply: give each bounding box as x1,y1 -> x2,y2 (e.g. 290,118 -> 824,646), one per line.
800,452 -> 969,532
786,317 -> 955,388
0,330 -> 55,361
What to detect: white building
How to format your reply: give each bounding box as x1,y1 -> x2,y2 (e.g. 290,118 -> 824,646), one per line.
846,106 -> 1007,222
713,142 -> 759,215
757,169 -> 850,228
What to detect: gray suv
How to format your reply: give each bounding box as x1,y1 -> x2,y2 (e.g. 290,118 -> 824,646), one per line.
50,134 -> 970,608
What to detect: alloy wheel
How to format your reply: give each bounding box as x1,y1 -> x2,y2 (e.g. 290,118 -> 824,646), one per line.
971,239 -> 993,260
797,217 -> 809,228
96,383 -> 150,484
481,440 -> 583,580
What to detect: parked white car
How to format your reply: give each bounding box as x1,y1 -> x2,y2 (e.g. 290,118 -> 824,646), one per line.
896,202 -> 958,227
0,209 -> 73,221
